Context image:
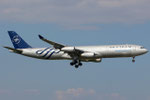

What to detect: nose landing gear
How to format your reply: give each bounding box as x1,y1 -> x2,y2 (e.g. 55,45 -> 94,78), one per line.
132,57 -> 135,63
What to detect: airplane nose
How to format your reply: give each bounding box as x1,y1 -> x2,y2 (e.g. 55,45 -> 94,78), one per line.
146,49 -> 149,53
144,49 -> 148,54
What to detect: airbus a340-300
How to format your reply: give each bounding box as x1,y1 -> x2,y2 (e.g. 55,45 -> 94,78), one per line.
4,31 -> 148,68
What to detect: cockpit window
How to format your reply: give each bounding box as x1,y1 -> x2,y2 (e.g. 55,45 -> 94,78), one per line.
140,47 -> 144,49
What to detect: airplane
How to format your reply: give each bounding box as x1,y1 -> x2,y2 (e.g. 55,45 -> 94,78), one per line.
4,31 -> 148,68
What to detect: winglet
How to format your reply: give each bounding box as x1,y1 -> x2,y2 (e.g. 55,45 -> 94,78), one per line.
39,35 -> 44,39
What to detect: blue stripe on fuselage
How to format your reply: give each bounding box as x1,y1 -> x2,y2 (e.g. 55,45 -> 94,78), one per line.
42,48 -> 53,57
46,51 -> 55,59
36,47 -> 50,55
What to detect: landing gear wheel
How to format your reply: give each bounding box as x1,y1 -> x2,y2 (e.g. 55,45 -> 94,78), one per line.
75,65 -> 79,68
132,57 -> 135,63
132,59 -> 135,63
70,60 -> 78,66
79,62 -> 82,66
70,62 -> 74,66
70,59 -> 83,68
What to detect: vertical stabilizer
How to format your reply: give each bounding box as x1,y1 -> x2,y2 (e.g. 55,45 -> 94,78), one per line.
8,31 -> 32,49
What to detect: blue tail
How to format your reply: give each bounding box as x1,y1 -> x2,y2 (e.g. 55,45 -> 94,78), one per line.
8,31 -> 32,49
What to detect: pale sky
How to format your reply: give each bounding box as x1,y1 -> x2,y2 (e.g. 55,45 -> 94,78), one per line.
0,0 -> 150,100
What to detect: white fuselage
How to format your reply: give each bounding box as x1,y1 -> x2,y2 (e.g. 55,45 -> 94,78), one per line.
6,31 -> 148,68
19,44 -> 148,62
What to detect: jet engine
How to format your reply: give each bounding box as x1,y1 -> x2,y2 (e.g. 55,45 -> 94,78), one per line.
93,58 -> 102,62
81,52 -> 95,58
84,58 -> 102,62
61,47 -> 75,52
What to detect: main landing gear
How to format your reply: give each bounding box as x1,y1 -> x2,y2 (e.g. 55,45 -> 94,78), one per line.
70,60 -> 82,68
132,57 -> 135,63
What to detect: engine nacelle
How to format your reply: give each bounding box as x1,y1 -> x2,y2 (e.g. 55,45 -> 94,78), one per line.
61,47 -> 75,52
93,58 -> 102,62
84,58 -> 102,62
81,52 -> 95,58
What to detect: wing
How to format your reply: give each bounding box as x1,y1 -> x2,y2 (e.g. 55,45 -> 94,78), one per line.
61,46 -> 84,55
68,47 -> 85,58
38,35 -> 90,58
39,35 -> 65,49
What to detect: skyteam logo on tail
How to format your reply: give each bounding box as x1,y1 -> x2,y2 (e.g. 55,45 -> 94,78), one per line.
12,35 -> 21,44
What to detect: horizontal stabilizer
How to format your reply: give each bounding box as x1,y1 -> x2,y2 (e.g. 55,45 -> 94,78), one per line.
38,35 -> 65,49
3,46 -> 22,54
